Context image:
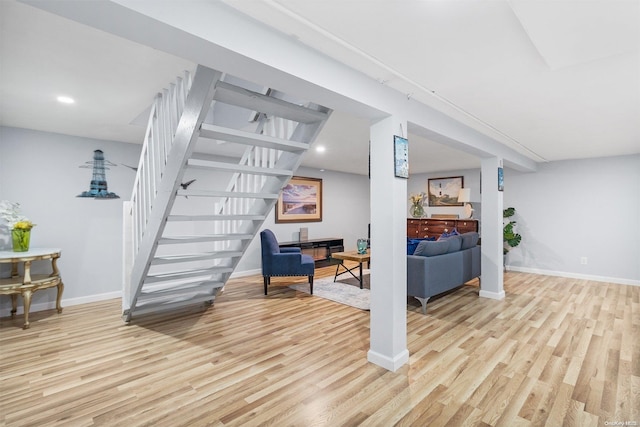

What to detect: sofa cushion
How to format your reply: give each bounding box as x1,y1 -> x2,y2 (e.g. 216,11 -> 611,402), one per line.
445,235 -> 463,253
407,237 -> 435,255
414,239 -> 450,257
460,232 -> 480,250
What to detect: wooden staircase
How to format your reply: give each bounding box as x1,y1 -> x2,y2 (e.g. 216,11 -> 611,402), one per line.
122,65 -> 331,322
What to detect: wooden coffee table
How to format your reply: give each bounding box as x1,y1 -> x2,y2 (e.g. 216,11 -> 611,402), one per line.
331,250 -> 370,289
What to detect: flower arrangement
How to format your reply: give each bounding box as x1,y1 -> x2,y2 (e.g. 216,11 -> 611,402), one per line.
409,193 -> 426,206
0,201 -> 35,252
409,192 -> 426,218
0,200 -> 34,229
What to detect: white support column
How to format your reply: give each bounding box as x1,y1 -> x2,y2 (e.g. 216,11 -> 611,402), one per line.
480,157 -> 505,300
367,115 -> 409,372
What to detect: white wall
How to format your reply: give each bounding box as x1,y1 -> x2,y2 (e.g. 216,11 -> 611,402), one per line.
234,166 -> 371,274
408,169 -> 480,220
0,127 -> 371,315
505,155 -> 640,284
0,126 -> 141,312
408,156 -> 640,285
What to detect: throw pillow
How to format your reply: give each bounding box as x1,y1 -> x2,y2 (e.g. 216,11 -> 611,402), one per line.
437,232 -> 450,241
437,228 -> 459,241
460,232 -> 480,250
407,238 -> 425,255
414,240 -> 450,257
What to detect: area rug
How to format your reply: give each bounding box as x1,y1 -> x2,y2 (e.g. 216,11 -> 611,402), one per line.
289,271 -> 370,310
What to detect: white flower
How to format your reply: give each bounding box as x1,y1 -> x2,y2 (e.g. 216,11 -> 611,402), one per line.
0,200 -> 30,229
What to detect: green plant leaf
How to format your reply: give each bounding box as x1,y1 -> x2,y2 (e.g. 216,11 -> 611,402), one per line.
503,207 -> 521,251
503,207 -> 515,218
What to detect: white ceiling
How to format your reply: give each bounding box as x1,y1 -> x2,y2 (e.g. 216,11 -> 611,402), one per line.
1,0 -> 638,176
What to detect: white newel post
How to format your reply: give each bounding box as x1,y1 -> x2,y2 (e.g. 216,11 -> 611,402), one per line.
480,157 -> 505,300
368,115 -> 410,372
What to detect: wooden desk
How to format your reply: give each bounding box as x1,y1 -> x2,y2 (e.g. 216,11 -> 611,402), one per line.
0,248 -> 64,329
331,250 -> 371,289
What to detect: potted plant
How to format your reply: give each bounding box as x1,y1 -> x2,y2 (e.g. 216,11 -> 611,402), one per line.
503,207 -> 521,255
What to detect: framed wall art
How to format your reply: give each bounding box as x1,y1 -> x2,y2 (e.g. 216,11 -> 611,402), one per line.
393,135 -> 409,179
428,176 -> 464,206
498,167 -> 504,191
275,176 -> 323,223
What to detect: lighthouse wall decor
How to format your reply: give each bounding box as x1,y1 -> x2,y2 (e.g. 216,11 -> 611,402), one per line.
78,149 -> 120,199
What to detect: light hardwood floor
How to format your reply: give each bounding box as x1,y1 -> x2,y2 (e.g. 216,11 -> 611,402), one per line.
1,264 -> 638,426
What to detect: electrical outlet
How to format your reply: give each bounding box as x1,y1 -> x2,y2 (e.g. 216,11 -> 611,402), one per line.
580,257 -> 588,265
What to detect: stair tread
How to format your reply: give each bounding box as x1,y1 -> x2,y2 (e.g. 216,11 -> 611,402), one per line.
167,214 -> 265,221
147,266 -> 233,278
187,158 -> 293,177
152,251 -> 243,263
199,124 -> 308,152
160,233 -> 252,240
141,280 -> 224,295
133,294 -> 220,314
176,189 -> 279,199
213,81 -> 328,124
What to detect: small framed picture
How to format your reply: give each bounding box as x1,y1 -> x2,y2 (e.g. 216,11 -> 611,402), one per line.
498,167 -> 504,191
393,135 -> 409,179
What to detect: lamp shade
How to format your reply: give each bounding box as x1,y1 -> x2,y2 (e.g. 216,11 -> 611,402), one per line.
457,188 -> 471,203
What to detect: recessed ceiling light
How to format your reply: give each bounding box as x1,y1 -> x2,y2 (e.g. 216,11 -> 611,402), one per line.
315,145 -> 326,153
57,96 -> 75,104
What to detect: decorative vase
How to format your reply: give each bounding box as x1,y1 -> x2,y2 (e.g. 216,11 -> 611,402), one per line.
12,228 -> 31,252
357,238 -> 368,254
410,203 -> 424,218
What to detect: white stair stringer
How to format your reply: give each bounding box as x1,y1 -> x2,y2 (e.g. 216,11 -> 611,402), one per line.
122,65 -> 331,322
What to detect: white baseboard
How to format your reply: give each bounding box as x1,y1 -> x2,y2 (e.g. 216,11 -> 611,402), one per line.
367,348 -> 410,372
506,265 -> 640,286
479,289 -> 506,300
1,290 -> 122,318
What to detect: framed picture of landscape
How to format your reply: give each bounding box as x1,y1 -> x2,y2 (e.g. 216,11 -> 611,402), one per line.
428,176 -> 464,206
275,176 -> 323,223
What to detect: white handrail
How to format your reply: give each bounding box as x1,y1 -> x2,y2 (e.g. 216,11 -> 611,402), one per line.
129,70 -> 193,256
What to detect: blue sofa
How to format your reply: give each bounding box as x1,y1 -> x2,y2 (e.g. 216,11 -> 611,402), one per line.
407,232 -> 480,314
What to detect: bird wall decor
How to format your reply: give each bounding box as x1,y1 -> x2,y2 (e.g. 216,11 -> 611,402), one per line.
180,179 -> 196,198
180,179 -> 196,190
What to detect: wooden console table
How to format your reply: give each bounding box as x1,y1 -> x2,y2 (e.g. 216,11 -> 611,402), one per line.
0,248 -> 64,329
279,238 -> 344,265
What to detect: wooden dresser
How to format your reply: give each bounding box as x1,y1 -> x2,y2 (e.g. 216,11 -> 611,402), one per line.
407,218 -> 478,239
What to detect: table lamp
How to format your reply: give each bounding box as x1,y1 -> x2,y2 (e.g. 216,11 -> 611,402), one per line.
457,188 -> 473,219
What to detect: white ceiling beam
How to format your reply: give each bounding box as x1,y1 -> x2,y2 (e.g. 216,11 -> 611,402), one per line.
22,0 -> 538,172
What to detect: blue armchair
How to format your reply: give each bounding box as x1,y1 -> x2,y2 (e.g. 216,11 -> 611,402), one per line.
260,229 -> 315,295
